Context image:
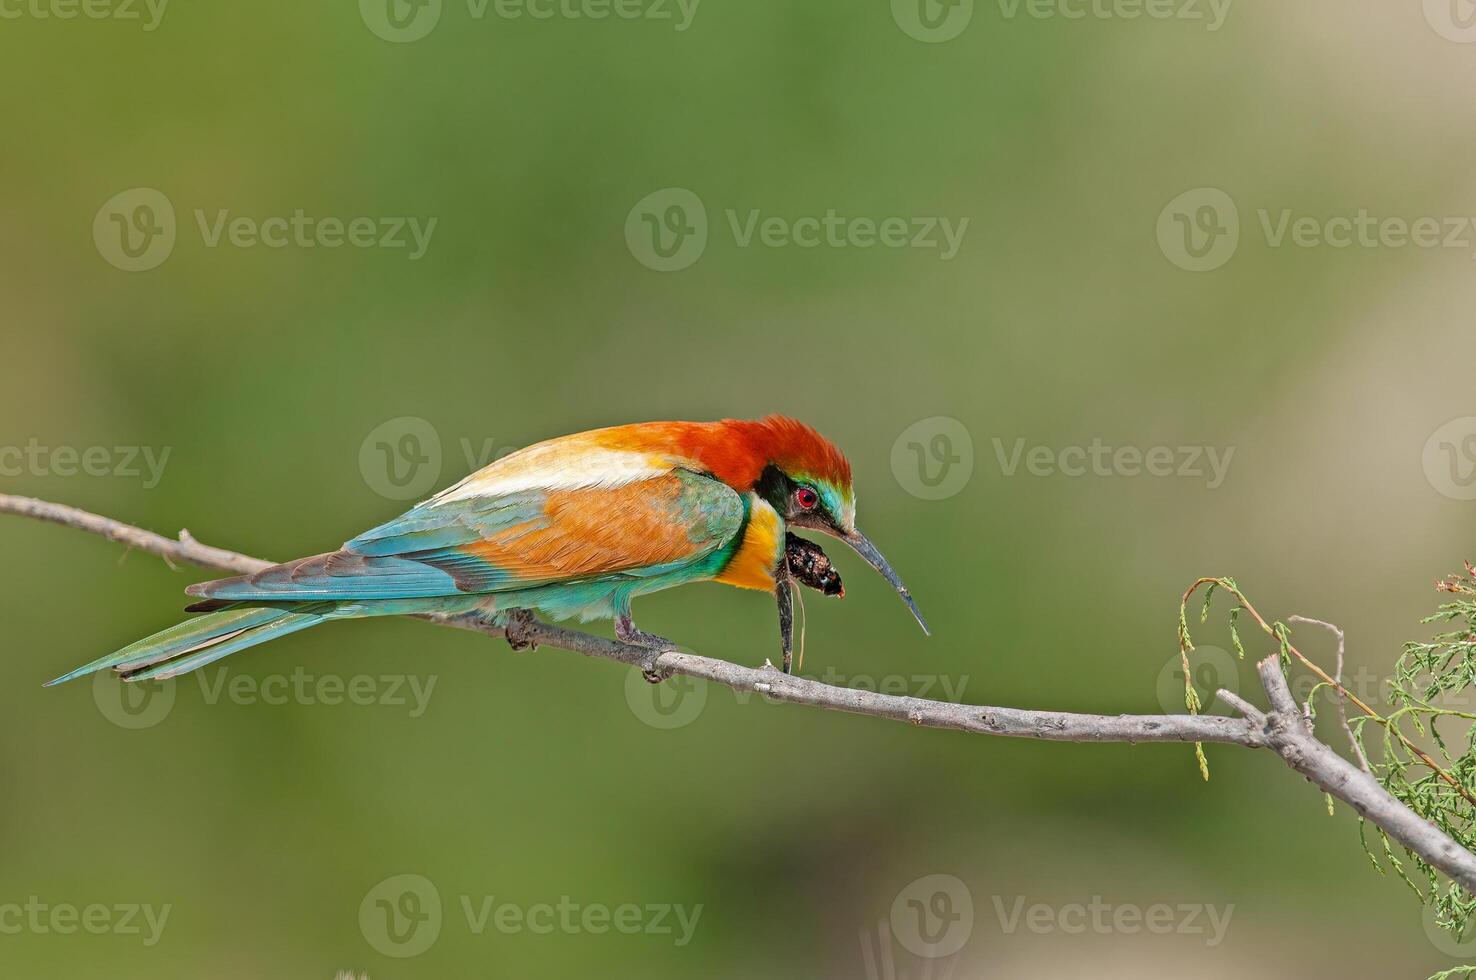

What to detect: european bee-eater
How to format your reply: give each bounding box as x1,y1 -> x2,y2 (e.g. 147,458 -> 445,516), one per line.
47,416 -> 927,686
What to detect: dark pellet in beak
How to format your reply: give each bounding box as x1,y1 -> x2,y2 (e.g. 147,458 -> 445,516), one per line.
784,533 -> 844,597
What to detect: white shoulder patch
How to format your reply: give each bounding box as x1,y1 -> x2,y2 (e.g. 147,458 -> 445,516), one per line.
429,441 -> 675,504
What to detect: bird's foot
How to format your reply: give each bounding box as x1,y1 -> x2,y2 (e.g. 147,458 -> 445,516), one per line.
614,615 -> 679,684
775,580 -> 795,675
500,608 -> 540,652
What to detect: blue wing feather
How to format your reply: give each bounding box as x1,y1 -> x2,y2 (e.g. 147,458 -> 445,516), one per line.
345,490 -> 547,556
185,473 -> 744,605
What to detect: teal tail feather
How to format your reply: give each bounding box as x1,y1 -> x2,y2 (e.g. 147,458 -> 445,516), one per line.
45,604 -> 332,686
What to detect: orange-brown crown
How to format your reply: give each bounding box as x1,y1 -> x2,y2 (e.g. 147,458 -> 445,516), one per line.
592,416 -> 853,494
741,415 -> 852,490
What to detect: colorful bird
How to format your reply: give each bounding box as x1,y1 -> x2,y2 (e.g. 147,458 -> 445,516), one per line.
46,416 -> 927,687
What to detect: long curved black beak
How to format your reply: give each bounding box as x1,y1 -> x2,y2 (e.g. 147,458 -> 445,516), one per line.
840,528 -> 930,635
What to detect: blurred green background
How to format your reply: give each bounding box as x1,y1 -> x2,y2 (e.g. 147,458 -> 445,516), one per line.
5,0 -> 1476,975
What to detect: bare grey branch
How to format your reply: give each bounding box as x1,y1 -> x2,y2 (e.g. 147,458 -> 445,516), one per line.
5,492 -> 1474,892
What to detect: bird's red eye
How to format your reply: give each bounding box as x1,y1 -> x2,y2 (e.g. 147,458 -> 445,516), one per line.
795,487 -> 819,510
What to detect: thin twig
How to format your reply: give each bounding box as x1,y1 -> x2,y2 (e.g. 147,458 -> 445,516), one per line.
1289,614 -> 1372,774
1215,688 -> 1265,725
5,492 -> 1476,893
